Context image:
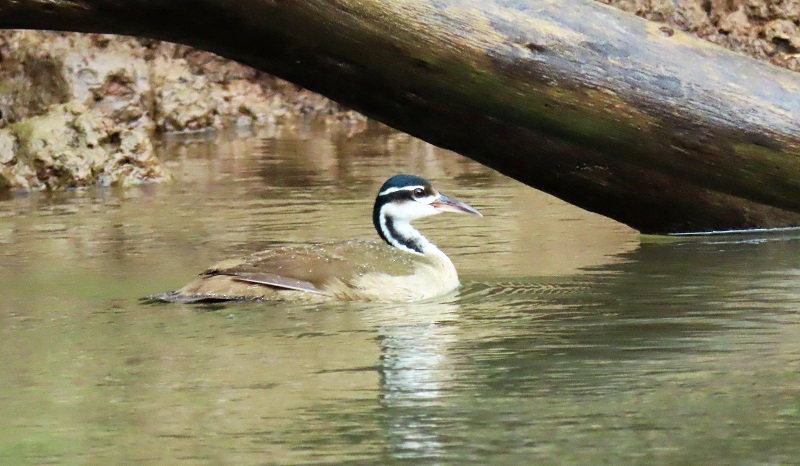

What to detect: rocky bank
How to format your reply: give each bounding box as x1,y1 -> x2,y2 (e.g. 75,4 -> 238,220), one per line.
0,101 -> 167,190
600,0 -> 800,72
0,31 -> 363,191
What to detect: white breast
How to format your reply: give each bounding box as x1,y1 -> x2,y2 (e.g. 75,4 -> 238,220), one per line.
338,248 -> 459,302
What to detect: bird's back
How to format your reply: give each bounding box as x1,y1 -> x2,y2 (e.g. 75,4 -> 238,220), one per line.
207,240 -> 420,288
153,239 -> 458,303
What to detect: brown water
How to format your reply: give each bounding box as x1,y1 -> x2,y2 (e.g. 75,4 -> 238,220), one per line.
1,122 -> 799,465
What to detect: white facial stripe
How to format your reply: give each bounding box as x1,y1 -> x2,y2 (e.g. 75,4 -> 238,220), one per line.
379,185 -> 426,196
382,199 -> 439,221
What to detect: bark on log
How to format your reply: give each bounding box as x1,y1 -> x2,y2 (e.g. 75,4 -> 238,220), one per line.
1,0 -> 799,234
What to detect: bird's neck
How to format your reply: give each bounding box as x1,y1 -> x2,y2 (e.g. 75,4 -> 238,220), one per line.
375,209 -> 437,256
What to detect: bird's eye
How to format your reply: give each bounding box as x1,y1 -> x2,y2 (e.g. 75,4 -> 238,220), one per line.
412,188 -> 426,199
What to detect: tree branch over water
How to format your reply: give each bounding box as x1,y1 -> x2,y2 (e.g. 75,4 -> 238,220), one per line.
2,0 -> 800,233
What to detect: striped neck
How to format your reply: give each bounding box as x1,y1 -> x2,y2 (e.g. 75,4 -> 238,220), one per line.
373,202 -> 434,255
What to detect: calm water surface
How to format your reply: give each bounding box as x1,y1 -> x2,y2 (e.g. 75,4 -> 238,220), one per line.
1,123 -> 799,465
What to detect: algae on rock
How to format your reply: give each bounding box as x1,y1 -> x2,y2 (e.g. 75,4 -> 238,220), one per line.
0,101 -> 169,190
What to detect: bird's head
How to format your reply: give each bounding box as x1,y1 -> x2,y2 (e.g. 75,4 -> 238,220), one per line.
372,174 -> 481,253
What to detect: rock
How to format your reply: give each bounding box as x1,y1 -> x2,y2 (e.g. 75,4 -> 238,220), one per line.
216,79 -> 285,127
179,47 -> 260,83
768,0 -> 800,18
150,56 -> 217,132
743,0 -> 771,19
0,31 -> 362,135
603,0 -> 800,72
0,101 -> 169,190
0,31 -> 154,132
718,8 -> 752,37
647,0 -> 715,33
61,36 -> 154,132
764,19 -> 800,51
96,130 -> 165,187
0,131 -> 15,165
0,32 -> 71,127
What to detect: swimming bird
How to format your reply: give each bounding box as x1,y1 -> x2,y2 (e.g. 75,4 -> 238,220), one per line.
151,174 -> 481,303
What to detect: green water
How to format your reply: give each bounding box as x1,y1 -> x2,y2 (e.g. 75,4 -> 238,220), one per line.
1,123 -> 799,465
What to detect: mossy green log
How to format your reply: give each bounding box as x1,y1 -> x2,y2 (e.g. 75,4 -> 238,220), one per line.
1,0 -> 799,233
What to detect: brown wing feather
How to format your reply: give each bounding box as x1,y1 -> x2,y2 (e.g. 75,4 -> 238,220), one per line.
203,240 -> 421,293
230,272 -> 327,294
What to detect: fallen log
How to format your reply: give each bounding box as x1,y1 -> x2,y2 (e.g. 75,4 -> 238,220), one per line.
1,0 -> 799,234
